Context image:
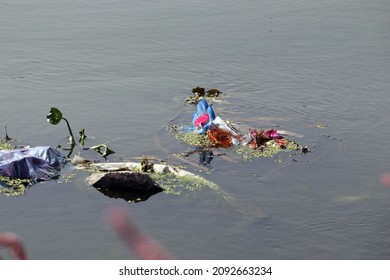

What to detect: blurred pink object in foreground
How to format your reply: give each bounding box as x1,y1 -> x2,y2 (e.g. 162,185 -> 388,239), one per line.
0,232 -> 28,260
380,173 -> 390,187
106,206 -> 172,260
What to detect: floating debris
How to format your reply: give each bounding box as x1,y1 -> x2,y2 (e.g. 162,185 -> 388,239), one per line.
206,88 -> 221,97
236,140 -> 301,160
0,146 -> 67,196
76,160 -> 265,218
169,99 -> 304,160
167,124 -> 212,147
1,127 -> 16,150
315,123 -> 327,129
0,176 -> 31,196
301,146 -> 309,154
76,161 -> 221,201
185,87 -> 223,105
0,141 -> 13,151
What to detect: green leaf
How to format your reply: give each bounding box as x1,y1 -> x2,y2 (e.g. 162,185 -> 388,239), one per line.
89,144 -> 115,158
90,144 -> 103,154
102,146 -> 115,158
47,107 -> 63,125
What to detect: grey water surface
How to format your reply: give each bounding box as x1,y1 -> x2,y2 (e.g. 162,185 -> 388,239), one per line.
1,0 -> 390,259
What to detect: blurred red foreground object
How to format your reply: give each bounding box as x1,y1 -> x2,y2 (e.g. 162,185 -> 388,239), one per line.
106,206 -> 172,260
0,232 -> 28,260
380,173 -> 390,187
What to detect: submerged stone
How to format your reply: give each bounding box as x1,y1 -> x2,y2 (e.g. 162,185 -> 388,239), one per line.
86,171 -> 164,203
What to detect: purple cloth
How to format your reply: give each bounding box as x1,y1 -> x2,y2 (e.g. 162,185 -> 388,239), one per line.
0,146 -> 66,180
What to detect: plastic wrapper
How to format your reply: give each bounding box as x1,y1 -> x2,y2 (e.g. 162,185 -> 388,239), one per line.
0,146 -> 67,180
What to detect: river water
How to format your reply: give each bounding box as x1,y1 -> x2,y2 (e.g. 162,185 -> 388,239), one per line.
1,0 -> 390,259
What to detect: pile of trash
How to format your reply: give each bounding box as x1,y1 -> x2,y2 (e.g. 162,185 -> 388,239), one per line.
0,96 -> 305,199
169,98 -> 302,159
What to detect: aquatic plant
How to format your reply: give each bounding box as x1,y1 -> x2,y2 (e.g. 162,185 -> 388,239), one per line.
1,127 -> 16,150
185,87 -> 223,104
148,172 -> 206,195
46,107 -> 114,159
315,123 -> 327,129
0,176 -> 30,196
47,107 -> 76,146
235,140 -> 301,160
192,86 -> 205,96
167,125 -> 212,147
4,126 -> 12,142
0,141 -> 13,151
90,144 -> 115,159
206,88 -> 221,97
79,128 -> 87,146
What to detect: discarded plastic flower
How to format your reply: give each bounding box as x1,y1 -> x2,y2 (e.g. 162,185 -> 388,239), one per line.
192,99 -> 216,134
193,113 -> 209,129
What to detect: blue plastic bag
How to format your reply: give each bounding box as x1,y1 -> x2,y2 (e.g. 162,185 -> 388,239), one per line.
0,146 -> 67,180
191,99 -> 216,134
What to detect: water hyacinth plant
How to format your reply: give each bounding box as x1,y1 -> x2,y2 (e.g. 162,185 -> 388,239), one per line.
46,107 -> 114,159
90,144 -> 115,159
47,107 -> 76,147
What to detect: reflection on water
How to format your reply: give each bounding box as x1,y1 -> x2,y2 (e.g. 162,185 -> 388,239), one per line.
1,0 -> 390,259
198,150 -> 214,166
